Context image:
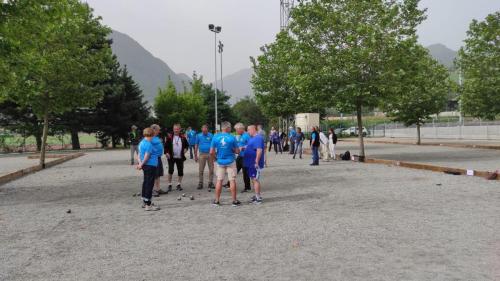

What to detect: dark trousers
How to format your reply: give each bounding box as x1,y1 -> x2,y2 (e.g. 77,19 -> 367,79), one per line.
271,142 -> 282,154
189,145 -> 195,159
236,156 -> 251,190
142,165 -> 156,203
289,141 -> 295,154
312,146 -> 320,165
168,158 -> 184,176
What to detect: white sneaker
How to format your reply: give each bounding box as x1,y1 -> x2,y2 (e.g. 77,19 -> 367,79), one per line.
144,204 -> 160,211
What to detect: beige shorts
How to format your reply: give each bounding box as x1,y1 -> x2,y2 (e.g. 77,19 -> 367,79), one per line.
215,162 -> 237,181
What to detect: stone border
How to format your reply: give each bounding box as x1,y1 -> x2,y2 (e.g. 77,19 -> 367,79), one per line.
0,153 -> 85,186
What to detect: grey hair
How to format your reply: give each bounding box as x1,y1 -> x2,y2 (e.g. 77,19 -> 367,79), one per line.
221,121 -> 231,130
234,122 -> 245,130
150,124 -> 160,131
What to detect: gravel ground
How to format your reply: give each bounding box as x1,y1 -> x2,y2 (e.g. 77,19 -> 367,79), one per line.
338,141 -> 500,171
0,150 -> 499,281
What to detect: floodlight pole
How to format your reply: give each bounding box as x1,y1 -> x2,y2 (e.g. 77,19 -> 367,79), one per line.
209,24 -> 221,131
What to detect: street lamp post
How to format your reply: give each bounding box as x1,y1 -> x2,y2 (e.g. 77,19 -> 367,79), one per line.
208,24 -> 221,131
218,40 -> 224,95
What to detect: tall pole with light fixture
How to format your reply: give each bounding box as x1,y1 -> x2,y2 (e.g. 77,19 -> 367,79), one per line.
208,24 -> 221,131
218,40 -> 224,95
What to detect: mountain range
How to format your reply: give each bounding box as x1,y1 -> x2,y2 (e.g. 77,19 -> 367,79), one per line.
109,30 -> 191,104
109,30 -> 458,105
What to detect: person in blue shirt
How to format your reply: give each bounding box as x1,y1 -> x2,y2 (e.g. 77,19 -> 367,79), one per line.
210,121 -> 241,207
288,126 -> 297,155
244,125 -> 266,204
230,123 -> 251,192
150,124 -> 166,197
194,124 -> 215,190
310,126 -> 320,166
137,128 -> 160,211
186,127 -> 197,159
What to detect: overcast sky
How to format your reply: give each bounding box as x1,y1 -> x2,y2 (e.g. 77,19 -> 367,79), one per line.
84,0 -> 500,82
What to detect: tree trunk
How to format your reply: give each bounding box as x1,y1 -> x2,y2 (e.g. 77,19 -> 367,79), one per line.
417,124 -> 421,145
35,132 -> 42,152
40,110 -> 49,168
112,135 -> 117,148
71,128 -> 81,150
356,103 -> 365,160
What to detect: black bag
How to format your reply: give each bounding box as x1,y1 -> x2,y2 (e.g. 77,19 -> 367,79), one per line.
340,150 -> 351,161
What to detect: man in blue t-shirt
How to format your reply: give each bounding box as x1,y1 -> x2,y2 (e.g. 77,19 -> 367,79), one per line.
150,124 -> 166,197
137,128 -> 160,211
194,124 -> 214,190
230,123 -> 251,192
210,121 -> 241,207
244,125 -> 265,204
288,126 -> 297,155
186,127 -> 197,159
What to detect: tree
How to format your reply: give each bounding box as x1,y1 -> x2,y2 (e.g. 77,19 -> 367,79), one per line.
1,0 -> 113,167
232,97 -> 268,127
457,12 -> 500,120
383,42 -> 451,144
253,0 -> 426,158
0,101 -> 45,151
201,84 -> 234,130
154,79 -> 207,130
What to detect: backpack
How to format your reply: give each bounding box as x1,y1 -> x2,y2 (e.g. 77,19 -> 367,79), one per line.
340,150 -> 351,161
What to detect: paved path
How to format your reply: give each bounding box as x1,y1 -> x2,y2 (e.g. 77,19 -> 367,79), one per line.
337,141 -> 500,172
0,150 -> 499,280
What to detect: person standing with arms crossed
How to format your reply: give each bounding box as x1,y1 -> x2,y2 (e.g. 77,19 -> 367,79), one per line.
210,121 -> 241,207
310,126 -> 320,166
194,124 -> 215,190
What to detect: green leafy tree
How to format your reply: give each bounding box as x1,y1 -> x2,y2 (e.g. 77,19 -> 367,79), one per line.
457,12 -> 500,120
0,101 -> 45,151
201,84 -> 234,130
154,79 -> 207,130
1,0 -> 113,166
383,42 -> 451,144
253,0 -> 426,158
232,97 -> 268,127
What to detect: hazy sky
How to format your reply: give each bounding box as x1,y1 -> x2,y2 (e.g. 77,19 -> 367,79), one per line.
84,0 -> 500,82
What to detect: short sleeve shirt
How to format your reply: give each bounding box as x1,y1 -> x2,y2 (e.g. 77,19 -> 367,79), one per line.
243,134 -> 265,168
139,139 -> 158,167
236,132 -> 251,157
196,132 -> 213,154
151,136 -> 164,158
210,132 -> 238,166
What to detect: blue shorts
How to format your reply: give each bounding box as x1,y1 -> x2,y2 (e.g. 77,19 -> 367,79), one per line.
247,166 -> 262,180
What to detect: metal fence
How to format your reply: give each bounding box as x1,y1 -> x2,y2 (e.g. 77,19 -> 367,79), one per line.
369,121 -> 500,140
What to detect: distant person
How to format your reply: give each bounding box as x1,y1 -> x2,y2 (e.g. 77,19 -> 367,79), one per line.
269,127 -> 282,154
186,127 -> 197,159
136,127 -> 160,211
319,128 -> 329,161
244,125 -> 265,204
288,126 -> 297,155
310,126 -> 320,166
164,124 -> 188,192
151,124 -> 166,197
293,127 -> 305,159
257,124 -> 268,167
210,121 -> 241,207
194,124 -> 215,190
328,128 -> 338,160
129,125 -> 140,165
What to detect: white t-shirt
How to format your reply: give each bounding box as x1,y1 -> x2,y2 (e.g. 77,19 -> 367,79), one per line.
319,132 -> 328,144
173,135 -> 182,159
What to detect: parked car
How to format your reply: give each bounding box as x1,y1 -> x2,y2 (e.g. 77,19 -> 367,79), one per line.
342,127 -> 368,137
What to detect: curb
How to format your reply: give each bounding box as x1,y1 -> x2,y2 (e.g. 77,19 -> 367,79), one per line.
363,157 -> 499,181
301,149 -> 499,181
340,139 -> 500,150
0,153 -> 85,186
